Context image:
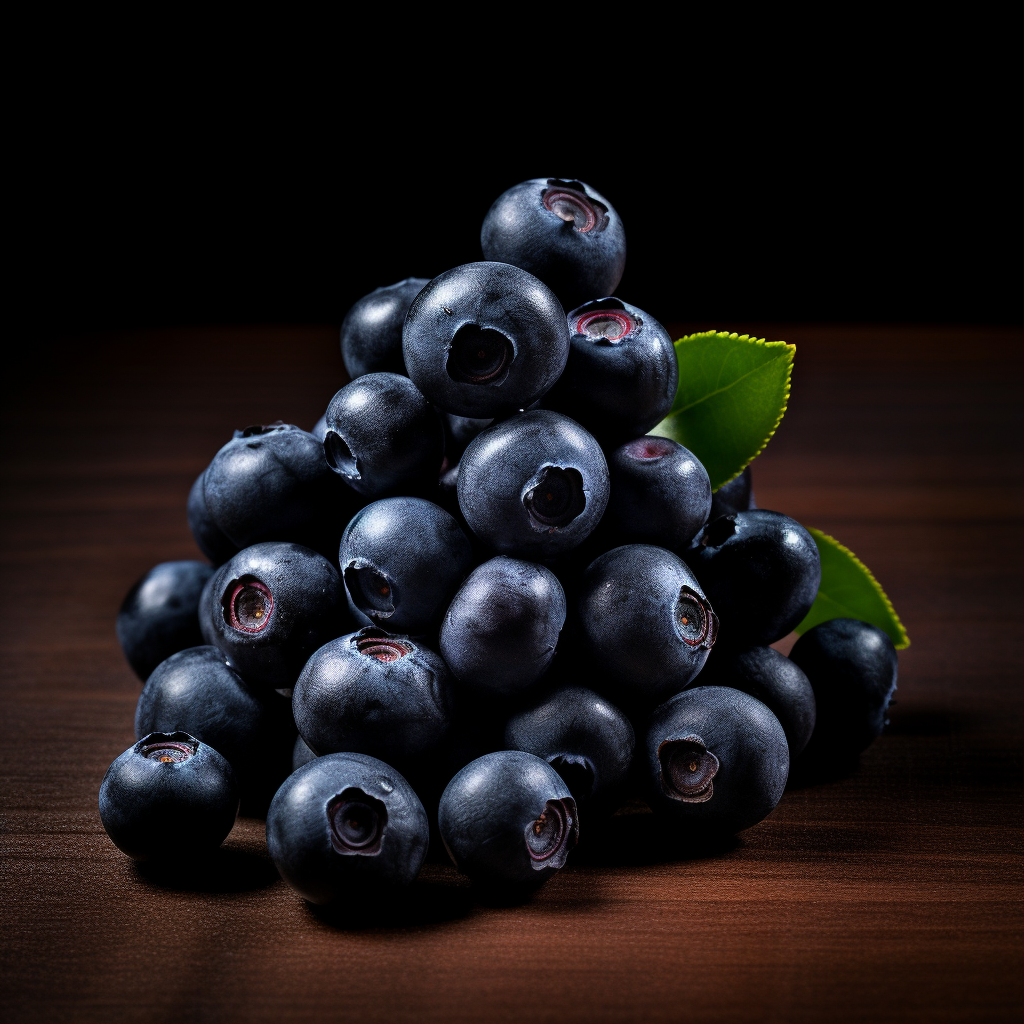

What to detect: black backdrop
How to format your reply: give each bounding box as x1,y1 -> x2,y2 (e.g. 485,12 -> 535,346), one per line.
11,77 -> 1016,334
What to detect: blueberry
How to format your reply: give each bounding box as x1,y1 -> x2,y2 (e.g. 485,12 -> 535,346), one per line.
439,750 -> 578,891
292,627 -> 454,765
644,686 -> 789,834
504,686 -> 634,815
578,544 -> 718,707
201,542 -> 344,690
480,178 -> 626,312
135,646 -> 295,808
99,731 -> 238,861
188,422 -> 351,562
340,278 -> 429,379
340,497 -> 474,635
292,734 -> 318,772
709,465 -> 756,520
439,557 -> 565,698
601,437 -> 711,553
457,410 -> 609,558
685,510 -> 821,647
323,373 -> 444,498
545,298 -> 677,441
266,752 -> 429,904
117,560 -> 215,681
443,412 -> 493,465
697,646 -> 816,756
789,618 -> 898,758
403,262 -> 569,418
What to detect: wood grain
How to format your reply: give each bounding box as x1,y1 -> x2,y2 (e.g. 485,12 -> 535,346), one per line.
2,324 -> 1022,1023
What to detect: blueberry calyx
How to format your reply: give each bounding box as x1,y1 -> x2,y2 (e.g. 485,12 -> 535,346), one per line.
353,628 -> 413,662
622,437 -> 676,462
344,563 -> 397,622
323,430 -> 361,481
574,308 -> 637,344
236,422 -> 290,438
542,180 -> 608,233
524,797 -> 578,869
446,325 -> 515,386
658,736 -> 719,803
701,515 -> 737,548
548,754 -> 596,801
222,576 -> 274,633
328,787 -> 388,855
522,466 -> 586,529
139,733 -> 198,763
675,586 -> 719,650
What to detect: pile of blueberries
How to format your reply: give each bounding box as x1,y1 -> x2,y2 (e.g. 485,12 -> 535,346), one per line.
101,178 -> 899,905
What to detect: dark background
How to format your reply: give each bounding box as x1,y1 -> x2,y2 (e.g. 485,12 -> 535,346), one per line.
10,58 -> 1018,335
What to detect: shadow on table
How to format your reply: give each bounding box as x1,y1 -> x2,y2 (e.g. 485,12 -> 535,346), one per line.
134,845 -> 279,894
572,806 -> 740,868
307,871 -> 475,931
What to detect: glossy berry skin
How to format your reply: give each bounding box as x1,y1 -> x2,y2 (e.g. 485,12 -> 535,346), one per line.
135,646 -> 294,807
480,178 -> 626,312
323,373 -> 444,499
789,618 -> 898,758
686,510 -> 821,647
710,465 -> 756,520
504,686 -> 634,815
99,731 -> 238,861
117,560 -> 214,681
188,423 -> 349,563
292,627 -> 454,764
578,545 -> 718,707
644,686 -> 789,834
602,437 -> 711,553
267,752 -> 429,905
340,497 -> 473,635
201,542 -> 344,690
545,299 -> 677,442
458,410 -> 609,558
340,278 -> 429,379
403,262 -> 569,418
697,646 -> 816,756
440,557 -> 565,698
439,751 -> 578,890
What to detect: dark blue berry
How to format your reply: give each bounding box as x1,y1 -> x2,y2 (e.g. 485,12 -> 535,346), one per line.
340,497 -> 473,635
439,751 -> 578,891
292,627 -> 454,765
686,510 -> 821,647
267,752 -> 429,904
117,560 -> 214,681
480,178 -> 626,312
602,436 -> 711,552
439,557 -> 565,698
709,465 -> 756,520
789,618 -> 898,758
403,262 -> 569,418
99,731 -> 238,861
340,278 -> 429,379
504,686 -> 634,815
545,298 -> 677,442
188,422 -> 350,562
201,542 -> 344,690
135,646 -> 295,809
644,686 -> 789,834
578,544 -> 718,707
697,645 -> 816,756
458,410 -> 609,558
323,373 -> 444,498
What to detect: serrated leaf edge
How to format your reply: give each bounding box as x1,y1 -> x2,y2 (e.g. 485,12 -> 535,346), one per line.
666,330 -> 795,490
801,526 -> 910,649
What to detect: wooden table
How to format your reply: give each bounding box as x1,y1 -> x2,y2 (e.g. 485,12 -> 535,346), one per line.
2,324 -> 1021,1023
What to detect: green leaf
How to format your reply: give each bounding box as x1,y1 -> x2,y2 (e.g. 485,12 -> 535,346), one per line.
651,331 -> 794,491
796,528 -> 910,649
